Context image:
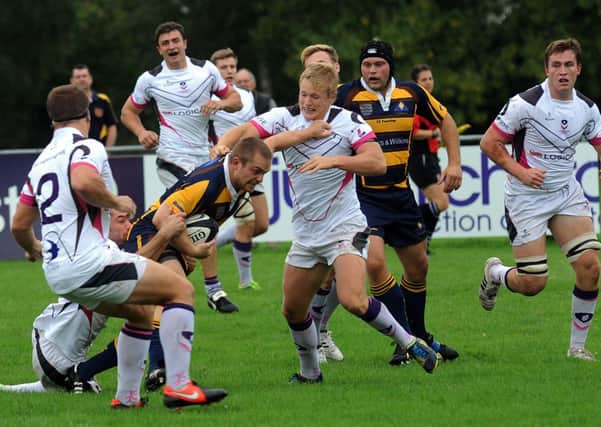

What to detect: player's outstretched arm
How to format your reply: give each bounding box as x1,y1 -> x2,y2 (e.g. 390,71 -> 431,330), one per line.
480,125 -> 544,188
439,112 -> 462,192
299,140 -> 385,176
211,122 -> 260,158
11,202 -> 42,261
265,120 -> 332,152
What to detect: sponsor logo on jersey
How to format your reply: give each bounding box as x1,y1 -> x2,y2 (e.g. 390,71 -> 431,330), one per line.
529,150 -> 574,161
163,107 -> 202,116
393,101 -> 410,113
359,103 -> 373,116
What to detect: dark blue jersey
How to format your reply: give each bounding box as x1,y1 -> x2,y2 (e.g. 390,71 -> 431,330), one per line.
335,79 -> 447,192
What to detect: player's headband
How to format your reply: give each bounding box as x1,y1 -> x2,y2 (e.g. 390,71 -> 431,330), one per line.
359,39 -> 395,77
52,110 -> 89,123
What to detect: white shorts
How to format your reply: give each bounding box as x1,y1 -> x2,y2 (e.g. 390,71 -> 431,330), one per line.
285,234 -> 369,269
505,178 -> 592,246
31,330 -> 72,390
157,167 -> 180,188
61,246 -> 147,309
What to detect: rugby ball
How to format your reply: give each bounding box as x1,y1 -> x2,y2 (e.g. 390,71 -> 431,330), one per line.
185,213 -> 218,244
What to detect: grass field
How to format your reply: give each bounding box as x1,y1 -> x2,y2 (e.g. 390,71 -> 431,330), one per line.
0,237 -> 599,426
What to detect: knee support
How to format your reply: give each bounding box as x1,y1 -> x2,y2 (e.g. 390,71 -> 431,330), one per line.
233,192 -> 255,224
515,255 -> 548,277
561,233 -> 601,263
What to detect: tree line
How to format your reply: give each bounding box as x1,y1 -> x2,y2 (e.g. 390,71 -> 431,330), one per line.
3,0 -> 601,148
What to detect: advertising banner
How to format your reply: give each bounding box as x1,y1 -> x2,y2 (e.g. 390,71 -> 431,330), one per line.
142,144 -> 600,242
1,143 -> 598,258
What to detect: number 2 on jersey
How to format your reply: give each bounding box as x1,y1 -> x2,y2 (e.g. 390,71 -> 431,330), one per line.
37,173 -> 62,224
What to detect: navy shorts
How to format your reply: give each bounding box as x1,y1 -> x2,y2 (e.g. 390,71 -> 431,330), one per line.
408,151 -> 441,189
123,220 -> 190,274
358,188 -> 426,248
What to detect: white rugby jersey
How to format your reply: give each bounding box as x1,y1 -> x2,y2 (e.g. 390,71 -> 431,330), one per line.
251,105 -> 376,245
212,85 -> 256,139
130,56 -> 229,172
33,298 -> 108,364
20,127 -> 115,294
493,79 -> 601,194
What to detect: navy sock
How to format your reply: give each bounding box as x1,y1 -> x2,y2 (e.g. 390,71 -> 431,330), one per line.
147,328 -> 164,372
419,202 -> 439,235
370,274 -> 411,332
400,276 -> 427,340
77,340 -> 117,381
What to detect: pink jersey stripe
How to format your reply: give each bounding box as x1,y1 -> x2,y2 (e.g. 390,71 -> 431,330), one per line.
589,136 -> 601,146
250,119 -> 272,138
70,162 -> 98,174
25,180 -> 34,195
129,94 -> 147,110
214,84 -> 229,99
336,171 -> 354,195
351,131 -> 377,150
517,147 -> 530,168
91,208 -> 104,238
158,112 -> 177,132
19,193 -> 36,206
491,122 -> 514,140
74,191 -> 88,213
79,306 -> 94,325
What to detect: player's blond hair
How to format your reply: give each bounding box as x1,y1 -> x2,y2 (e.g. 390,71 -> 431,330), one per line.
300,44 -> 339,66
211,48 -> 237,64
299,63 -> 338,98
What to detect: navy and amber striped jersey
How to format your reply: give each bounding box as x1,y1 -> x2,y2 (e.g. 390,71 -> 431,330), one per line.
89,91 -> 117,145
335,78 -> 447,191
123,155 -> 242,253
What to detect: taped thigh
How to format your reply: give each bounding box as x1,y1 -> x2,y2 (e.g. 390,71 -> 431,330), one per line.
561,232 -> 601,263
515,255 -> 548,277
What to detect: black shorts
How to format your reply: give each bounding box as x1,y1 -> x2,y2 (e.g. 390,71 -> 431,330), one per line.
408,151 -> 441,189
358,188 -> 426,248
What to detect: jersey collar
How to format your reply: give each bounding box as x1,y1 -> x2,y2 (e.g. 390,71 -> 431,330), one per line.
223,153 -> 239,202
359,76 -> 396,111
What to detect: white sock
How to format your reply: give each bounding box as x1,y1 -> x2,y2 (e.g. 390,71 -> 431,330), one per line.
160,304 -> 195,389
310,287 -> 331,334
491,263 -> 512,286
321,279 -> 339,331
288,317 -> 320,379
360,297 -> 414,347
570,287 -> 598,349
216,224 -> 237,248
0,381 -> 46,392
115,324 -> 151,405
233,240 -> 253,286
